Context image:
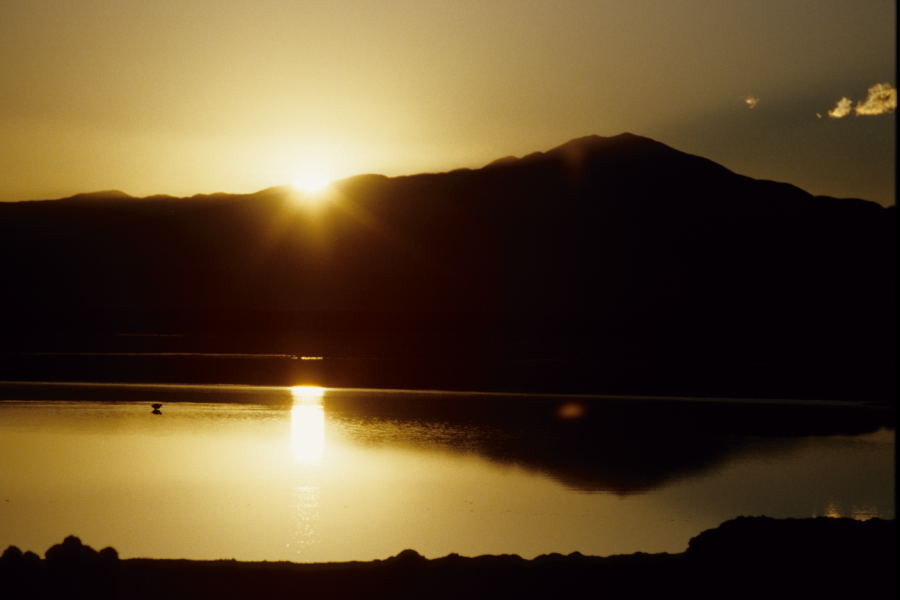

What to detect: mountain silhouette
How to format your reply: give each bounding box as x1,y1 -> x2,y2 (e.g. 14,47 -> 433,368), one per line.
59,189 -> 135,203
0,133 -> 894,399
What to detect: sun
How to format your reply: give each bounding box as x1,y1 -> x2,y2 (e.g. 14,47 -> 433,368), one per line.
291,169 -> 334,195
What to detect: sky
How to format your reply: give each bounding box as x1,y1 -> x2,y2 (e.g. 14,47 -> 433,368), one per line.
1,0 -> 895,205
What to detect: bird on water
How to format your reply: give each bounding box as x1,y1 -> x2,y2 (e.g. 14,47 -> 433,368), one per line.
151,403 -> 162,414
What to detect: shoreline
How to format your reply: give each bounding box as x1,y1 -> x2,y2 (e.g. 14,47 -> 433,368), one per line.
1,378 -> 894,410
0,380 -> 887,409
2,350 -> 894,404
2,517 -> 895,599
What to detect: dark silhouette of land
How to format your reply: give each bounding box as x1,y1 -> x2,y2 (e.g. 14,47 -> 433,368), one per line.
1,133 -> 894,401
1,517 -> 894,599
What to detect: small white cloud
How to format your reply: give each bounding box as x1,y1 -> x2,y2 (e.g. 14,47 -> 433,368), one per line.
854,82 -> 897,116
823,83 -> 897,119
744,96 -> 760,109
827,97 -> 853,119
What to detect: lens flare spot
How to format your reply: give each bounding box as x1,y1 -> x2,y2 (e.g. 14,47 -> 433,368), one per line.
557,401 -> 586,420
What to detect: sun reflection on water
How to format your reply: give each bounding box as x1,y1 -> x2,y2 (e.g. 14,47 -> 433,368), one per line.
288,484 -> 321,558
290,386 -> 326,464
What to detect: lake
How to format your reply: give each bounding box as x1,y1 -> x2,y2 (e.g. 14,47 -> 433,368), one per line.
0,382 -> 893,562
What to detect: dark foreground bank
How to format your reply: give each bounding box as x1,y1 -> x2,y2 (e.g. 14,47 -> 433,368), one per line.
1,517 -> 894,599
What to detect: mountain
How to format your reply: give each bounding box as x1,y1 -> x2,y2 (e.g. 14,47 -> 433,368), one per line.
0,133 -> 894,399
59,189 -> 134,203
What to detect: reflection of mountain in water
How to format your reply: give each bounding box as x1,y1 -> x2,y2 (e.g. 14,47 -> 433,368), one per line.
323,391 -> 892,493
2,382 -> 891,494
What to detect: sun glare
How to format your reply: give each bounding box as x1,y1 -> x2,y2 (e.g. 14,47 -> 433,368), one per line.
291,170 -> 334,195
291,385 -> 326,404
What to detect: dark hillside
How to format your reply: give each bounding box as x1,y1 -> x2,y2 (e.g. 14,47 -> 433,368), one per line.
1,134 -> 894,399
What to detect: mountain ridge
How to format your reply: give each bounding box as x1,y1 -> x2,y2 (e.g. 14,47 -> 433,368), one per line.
10,133 -> 889,208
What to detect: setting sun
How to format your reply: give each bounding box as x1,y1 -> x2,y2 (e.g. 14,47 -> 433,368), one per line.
291,170 -> 334,195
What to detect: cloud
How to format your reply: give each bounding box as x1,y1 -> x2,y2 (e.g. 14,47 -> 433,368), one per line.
827,97 -> 853,119
854,82 -> 897,116
744,96 -> 759,109
824,83 -> 896,119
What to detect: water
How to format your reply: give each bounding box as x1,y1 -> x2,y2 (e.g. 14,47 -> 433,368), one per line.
0,382 -> 893,561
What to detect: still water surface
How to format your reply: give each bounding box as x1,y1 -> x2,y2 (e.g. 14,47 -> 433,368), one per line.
0,383 -> 893,561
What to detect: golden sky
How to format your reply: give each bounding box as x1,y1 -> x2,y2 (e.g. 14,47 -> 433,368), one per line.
1,0 -> 895,205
